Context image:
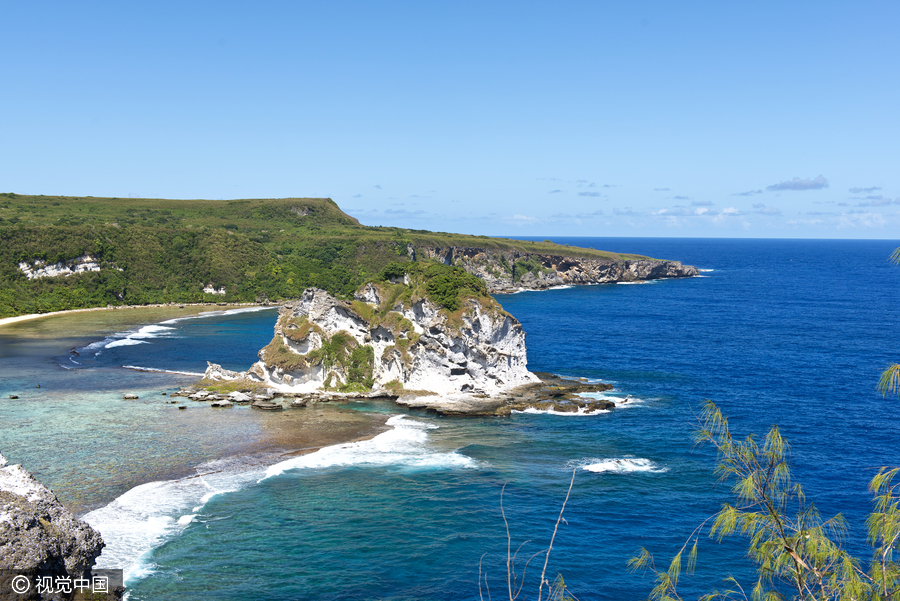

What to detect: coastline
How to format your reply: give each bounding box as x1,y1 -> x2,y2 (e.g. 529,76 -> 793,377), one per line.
0,301 -> 271,329
71,404 -> 394,517
0,303 -> 391,518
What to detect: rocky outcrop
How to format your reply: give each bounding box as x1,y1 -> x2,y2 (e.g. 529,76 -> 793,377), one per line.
0,453 -> 105,598
17,255 -> 103,280
204,282 -> 540,400
414,246 -> 698,293
395,372 -> 616,416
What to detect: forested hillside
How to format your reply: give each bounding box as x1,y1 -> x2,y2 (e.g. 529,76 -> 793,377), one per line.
0,193 -> 647,317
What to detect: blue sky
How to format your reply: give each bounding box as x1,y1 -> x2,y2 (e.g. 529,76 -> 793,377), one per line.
3,1 -> 899,238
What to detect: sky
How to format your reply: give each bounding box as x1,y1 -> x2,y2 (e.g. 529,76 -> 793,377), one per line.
2,1 -> 899,238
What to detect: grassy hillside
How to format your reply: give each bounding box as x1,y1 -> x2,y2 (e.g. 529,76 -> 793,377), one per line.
0,193 -> 651,317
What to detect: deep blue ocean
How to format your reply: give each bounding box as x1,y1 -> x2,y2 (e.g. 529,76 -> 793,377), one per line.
2,238 -> 899,601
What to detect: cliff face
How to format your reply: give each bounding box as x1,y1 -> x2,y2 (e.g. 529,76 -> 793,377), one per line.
209,282 -> 539,398
414,246 -> 698,292
0,453 -> 105,594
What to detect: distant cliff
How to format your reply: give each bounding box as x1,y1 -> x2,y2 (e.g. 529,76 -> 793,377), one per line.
413,246 -> 699,293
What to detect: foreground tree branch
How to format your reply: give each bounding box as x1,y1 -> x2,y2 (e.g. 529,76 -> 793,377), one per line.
630,400 -> 900,601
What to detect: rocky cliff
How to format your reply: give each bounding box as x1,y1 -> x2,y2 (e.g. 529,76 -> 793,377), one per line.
0,453 -> 106,599
205,268 -> 541,399
413,246 -> 698,292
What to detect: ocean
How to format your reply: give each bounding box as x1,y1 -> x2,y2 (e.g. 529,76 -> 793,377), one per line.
2,237 -> 899,600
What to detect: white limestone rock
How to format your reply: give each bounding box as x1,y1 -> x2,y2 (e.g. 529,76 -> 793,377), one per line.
18,254 -> 102,280
203,280 -> 539,402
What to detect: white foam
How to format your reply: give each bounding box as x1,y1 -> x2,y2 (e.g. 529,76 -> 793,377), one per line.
159,306 -> 275,325
81,309 -> 273,356
85,463 -> 265,584
577,392 -> 646,408
129,325 -> 177,339
578,457 -> 667,474
617,281 -> 654,285
503,285 -> 574,295
105,339 -> 149,349
512,406 -> 610,416
262,415 -> 475,479
85,414 -> 474,585
122,365 -> 205,376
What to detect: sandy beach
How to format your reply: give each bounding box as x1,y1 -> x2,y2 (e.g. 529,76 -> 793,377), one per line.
0,302 -> 270,329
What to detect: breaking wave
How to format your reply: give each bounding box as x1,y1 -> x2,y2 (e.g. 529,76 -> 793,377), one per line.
572,457 -> 668,474
84,415 -> 474,585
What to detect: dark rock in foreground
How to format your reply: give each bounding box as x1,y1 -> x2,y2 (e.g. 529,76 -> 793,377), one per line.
0,453 -> 119,600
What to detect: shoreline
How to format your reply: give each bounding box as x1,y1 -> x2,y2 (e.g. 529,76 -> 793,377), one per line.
74,408 -> 393,517
0,301 -> 273,328
0,303 -> 390,520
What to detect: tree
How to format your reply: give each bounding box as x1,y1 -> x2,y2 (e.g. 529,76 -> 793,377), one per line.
629,401 -> 900,601
879,248 -> 900,398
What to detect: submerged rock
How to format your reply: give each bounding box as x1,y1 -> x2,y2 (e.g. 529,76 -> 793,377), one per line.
251,400 -> 283,411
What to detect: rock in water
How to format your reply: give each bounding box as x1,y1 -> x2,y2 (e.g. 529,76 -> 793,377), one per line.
203,273 -> 540,403
0,452 -> 105,594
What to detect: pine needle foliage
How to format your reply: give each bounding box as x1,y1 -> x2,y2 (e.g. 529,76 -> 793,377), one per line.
879,247 -> 900,398
629,401 -> 900,601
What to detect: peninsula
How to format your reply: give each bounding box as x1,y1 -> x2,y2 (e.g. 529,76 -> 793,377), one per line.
0,194 -> 696,318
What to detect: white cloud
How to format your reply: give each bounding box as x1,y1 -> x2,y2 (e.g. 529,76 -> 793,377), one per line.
766,175 -> 828,191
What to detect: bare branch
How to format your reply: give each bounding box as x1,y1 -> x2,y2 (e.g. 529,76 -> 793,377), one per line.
538,469 -> 576,601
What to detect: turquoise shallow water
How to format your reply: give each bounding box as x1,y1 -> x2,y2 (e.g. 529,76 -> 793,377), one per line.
3,238 -> 900,600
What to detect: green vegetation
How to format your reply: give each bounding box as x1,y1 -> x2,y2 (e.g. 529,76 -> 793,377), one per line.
281,315 -> 322,343
512,256 -> 553,282
265,319 -> 375,392
377,261 -> 490,312
879,247 -> 900,398
0,193 -> 650,317
630,401 -> 900,601
260,335 -> 310,372
194,377 -> 267,394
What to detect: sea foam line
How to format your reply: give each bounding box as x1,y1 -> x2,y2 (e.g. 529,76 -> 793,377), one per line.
577,392 -> 647,409
511,406 -> 610,416
262,414 -> 476,479
84,414 -> 474,585
159,306 -> 276,325
122,365 -> 205,377
83,324 -> 179,354
82,307 -> 275,355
